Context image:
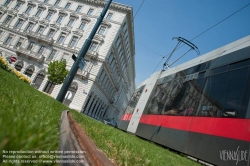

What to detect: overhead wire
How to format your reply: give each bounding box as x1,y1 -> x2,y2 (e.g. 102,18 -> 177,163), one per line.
133,0 -> 146,19
150,2 -> 250,73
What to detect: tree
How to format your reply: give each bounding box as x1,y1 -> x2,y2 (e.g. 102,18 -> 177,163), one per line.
47,60 -> 69,85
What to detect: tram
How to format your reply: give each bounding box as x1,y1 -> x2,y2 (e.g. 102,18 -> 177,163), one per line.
119,35 -> 250,166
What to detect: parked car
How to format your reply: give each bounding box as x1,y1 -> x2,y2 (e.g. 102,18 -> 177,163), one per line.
103,119 -> 117,127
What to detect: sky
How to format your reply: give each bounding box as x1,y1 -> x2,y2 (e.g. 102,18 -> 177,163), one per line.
113,0 -> 250,86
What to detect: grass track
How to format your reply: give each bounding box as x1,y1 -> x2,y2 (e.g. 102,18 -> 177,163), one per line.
0,68 -> 200,166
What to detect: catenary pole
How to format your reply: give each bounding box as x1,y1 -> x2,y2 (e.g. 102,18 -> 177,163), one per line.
56,0 -> 113,102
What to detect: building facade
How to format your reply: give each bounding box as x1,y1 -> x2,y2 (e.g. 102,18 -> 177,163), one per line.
0,0 -> 136,122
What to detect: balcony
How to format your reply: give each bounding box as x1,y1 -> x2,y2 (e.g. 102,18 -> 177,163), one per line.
39,18 -> 50,26
16,47 -> 45,63
26,31 -> 54,45
0,5 -> 8,12
0,22 -> 10,28
28,16 -> 39,23
76,69 -> 89,79
20,12 -> 29,19
61,26 -> 71,33
7,9 -> 18,15
50,21 -> 61,29
87,50 -> 98,60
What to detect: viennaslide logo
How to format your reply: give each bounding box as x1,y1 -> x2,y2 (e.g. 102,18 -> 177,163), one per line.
219,146 -> 248,165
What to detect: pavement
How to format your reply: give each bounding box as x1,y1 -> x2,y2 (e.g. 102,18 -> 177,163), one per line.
59,110 -> 115,166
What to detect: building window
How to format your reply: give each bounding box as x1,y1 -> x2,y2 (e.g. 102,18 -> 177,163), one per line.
15,63 -> 23,71
44,0 -> 49,3
24,6 -> 32,14
25,22 -> 34,31
43,81 -> 55,94
24,68 -> 33,77
76,5 -> 82,12
65,3 -> 71,9
79,21 -> 86,30
61,53 -> 68,61
35,9 -> 43,17
38,45 -> 46,54
56,15 -> 63,23
67,18 -> 75,27
45,12 -> 53,20
57,33 -> 66,43
87,9 -> 94,15
106,13 -> 113,20
98,26 -> 107,35
15,38 -> 24,47
14,19 -> 24,28
27,42 -> 34,50
33,72 -> 45,89
47,29 -> 55,38
54,0 -> 60,6
83,61 -> 89,70
14,2 -> 22,10
69,36 -> 78,47
4,35 -> 12,44
3,0 -> 11,7
89,42 -> 98,52
4,15 -> 12,24
47,50 -> 56,60
37,26 -> 45,34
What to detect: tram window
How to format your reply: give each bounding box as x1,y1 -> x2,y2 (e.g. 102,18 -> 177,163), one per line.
203,67 -> 250,118
209,65 -> 228,75
194,61 -> 211,73
198,71 -> 205,78
229,58 -> 250,70
186,67 -> 195,75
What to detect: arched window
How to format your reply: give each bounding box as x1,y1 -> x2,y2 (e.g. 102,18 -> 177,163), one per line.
24,67 -> 34,77
33,72 -> 45,89
15,63 -> 23,71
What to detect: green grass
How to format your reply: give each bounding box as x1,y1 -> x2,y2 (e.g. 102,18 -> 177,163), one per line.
0,67 -> 201,166
0,68 -> 69,165
71,111 -> 201,166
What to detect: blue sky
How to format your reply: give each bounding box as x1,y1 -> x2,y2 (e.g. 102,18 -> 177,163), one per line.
114,0 -> 250,86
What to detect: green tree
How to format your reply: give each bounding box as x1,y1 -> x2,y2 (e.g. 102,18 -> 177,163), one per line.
47,60 -> 69,85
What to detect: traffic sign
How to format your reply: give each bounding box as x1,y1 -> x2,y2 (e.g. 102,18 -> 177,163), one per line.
10,56 -> 17,63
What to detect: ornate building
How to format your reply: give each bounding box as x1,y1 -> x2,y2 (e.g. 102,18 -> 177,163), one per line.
0,0 -> 136,122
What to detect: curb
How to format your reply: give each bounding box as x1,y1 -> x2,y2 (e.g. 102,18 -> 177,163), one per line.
59,110 -> 115,166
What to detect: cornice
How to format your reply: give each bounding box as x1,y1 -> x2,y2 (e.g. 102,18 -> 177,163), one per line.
81,16 -> 91,22
48,7 -> 57,13
18,13 -> 28,19
17,0 -> 25,3
72,30 -> 83,36
101,20 -> 111,28
37,4 -> 47,10
69,12 -> 79,19
0,24 -> 26,36
58,10 -> 68,16
39,19 -> 49,26
27,1 -> 36,7
50,22 -> 60,29
71,0 -> 133,13
7,9 -> 18,16
28,16 -> 39,23
61,26 -> 72,33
